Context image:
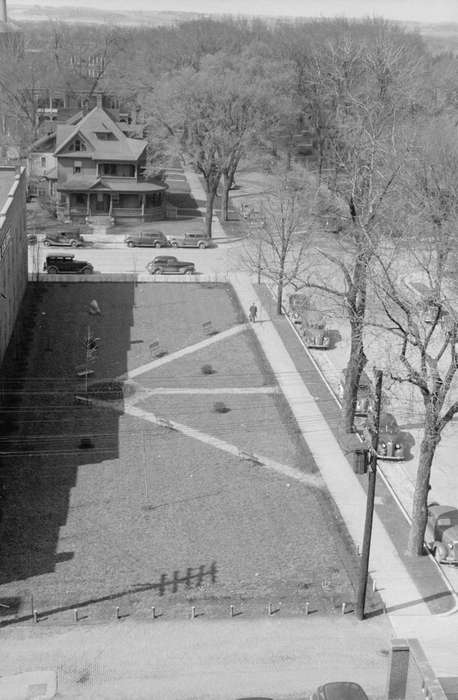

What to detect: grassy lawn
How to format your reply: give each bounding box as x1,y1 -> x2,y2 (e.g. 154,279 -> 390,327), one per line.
0,281 -> 365,624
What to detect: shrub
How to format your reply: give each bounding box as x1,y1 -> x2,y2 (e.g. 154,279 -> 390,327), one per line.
214,401 -> 230,413
201,364 -> 215,375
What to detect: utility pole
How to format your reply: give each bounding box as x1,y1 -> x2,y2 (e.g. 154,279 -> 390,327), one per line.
356,368 -> 383,621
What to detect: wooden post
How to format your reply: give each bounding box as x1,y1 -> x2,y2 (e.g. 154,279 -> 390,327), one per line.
356,370 -> 383,621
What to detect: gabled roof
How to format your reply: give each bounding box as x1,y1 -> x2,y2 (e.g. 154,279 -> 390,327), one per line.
29,132 -> 56,153
54,106 -> 147,162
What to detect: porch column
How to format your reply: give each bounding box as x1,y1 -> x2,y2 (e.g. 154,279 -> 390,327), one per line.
86,194 -> 90,216
141,194 -> 145,219
109,195 -> 113,216
66,193 -> 71,217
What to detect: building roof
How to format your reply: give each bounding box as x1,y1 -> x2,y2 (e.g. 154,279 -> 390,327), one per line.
0,168 -> 16,209
57,176 -> 165,193
54,106 -> 147,162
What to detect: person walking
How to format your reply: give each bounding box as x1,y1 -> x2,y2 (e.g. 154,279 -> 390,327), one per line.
249,302 -> 258,323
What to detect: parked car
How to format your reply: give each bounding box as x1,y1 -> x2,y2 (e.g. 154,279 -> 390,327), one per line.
167,230 -> 211,249
311,682 -> 369,700
288,293 -> 309,323
426,505 -> 458,564
124,230 -> 169,248
43,255 -> 93,274
338,369 -> 374,416
299,309 -> 331,349
43,230 -> 85,247
146,256 -> 195,275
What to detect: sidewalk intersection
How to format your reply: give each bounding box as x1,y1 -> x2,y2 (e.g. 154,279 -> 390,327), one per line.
229,272 -> 458,677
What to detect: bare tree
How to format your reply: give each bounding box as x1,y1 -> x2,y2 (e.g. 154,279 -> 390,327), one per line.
143,59 -> 285,235
373,123 -> 458,556
240,167 -> 314,315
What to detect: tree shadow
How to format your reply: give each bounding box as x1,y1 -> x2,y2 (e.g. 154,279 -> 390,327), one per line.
324,328 -> 342,350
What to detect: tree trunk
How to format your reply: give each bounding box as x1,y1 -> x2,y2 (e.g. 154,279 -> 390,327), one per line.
221,172 -> 232,222
277,260 -> 286,315
204,189 -> 215,237
407,419 -> 440,556
342,315 -> 367,433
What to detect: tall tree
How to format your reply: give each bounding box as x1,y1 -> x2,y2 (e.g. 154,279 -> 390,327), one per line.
143,58 -> 286,233
374,121 -> 458,556
240,166 -> 314,314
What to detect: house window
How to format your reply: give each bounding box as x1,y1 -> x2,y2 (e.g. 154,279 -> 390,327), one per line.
75,194 -> 85,206
69,138 -> 86,152
41,157 -> 46,168
73,161 -> 82,175
95,132 -> 116,141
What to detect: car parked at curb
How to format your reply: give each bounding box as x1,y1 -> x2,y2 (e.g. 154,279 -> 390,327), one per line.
146,256 -> 195,275
338,369 -> 374,416
43,230 -> 86,247
311,682 -> 369,700
426,504 -> 458,564
124,230 -> 169,248
43,255 -> 93,274
167,230 -> 211,249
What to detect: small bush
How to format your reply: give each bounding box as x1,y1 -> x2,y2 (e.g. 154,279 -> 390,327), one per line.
214,401 -> 230,413
201,364 -> 215,375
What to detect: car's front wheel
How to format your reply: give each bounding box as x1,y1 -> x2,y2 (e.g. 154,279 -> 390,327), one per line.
171,241 -> 178,248
153,268 -> 162,275
82,267 -> 93,274
154,241 -> 161,248
184,268 -> 194,275
198,241 -> 206,249
127,241 -> 135,248
47,266 -> 58,274
71,240 -> 78,247
43,240 -> 50,246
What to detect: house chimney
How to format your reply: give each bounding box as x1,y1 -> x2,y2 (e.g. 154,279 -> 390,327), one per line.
96,93 -> 103,109
1,0 -> 7,23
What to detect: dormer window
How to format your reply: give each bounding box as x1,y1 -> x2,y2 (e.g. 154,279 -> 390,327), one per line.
69,138 -> 86,152
95,132 -> 116,141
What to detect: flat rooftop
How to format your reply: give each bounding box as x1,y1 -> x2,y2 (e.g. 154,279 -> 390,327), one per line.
0,167 -> 17,212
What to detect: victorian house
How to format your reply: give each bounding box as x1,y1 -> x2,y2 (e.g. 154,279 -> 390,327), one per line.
53,101 -> 166,225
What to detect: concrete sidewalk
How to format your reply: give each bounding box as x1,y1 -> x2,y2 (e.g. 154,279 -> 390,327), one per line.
230,273 -> 458,677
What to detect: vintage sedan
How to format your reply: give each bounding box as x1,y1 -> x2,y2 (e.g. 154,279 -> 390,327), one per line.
43,231 -> 86,247
311,683 -> 369,700
146,256 -> 196,275
426,505 -> 458,564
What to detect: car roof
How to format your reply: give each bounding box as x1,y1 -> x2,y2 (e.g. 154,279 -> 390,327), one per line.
319,683 -> 369,700
153,255 -> 176,261
186,230 -> 208,236
46,254 -> 75,260
130,230 -> 164,237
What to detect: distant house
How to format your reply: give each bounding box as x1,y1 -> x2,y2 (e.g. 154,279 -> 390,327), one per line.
52,102 -> 166,226
27,132 -> 58,199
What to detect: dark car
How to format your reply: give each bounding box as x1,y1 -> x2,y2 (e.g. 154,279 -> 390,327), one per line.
426,505 -> 458,564
43,231 -> 85,247
167,230 -> 211,249
311,682 -> 369,700
125,230 -> 169,248
338,369 -> 374,416
43,255 -> 93,274
146,256 -> 195,275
